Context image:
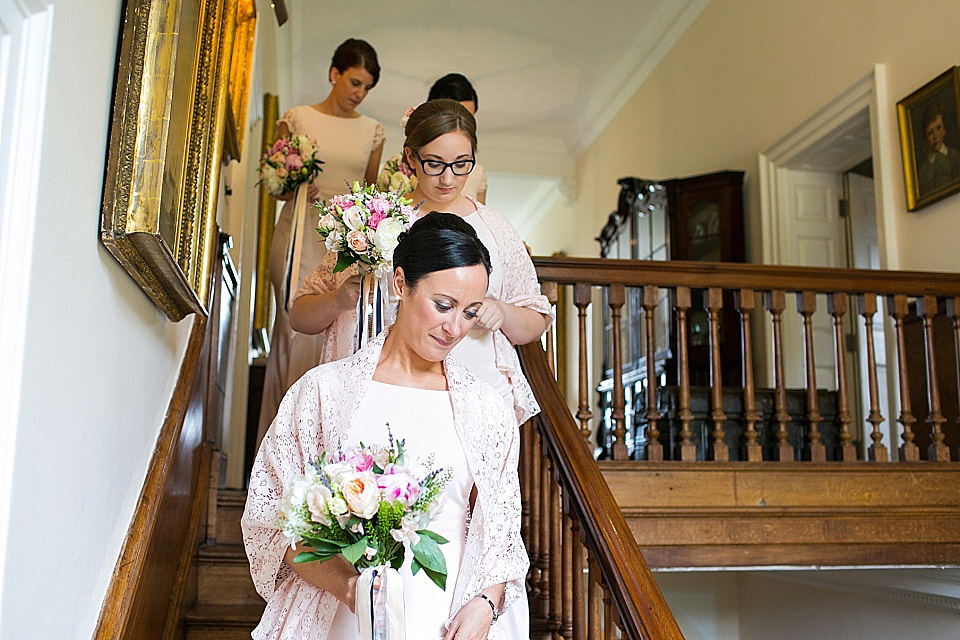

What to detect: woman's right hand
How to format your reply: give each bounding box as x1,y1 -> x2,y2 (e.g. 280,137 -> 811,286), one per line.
335,274 -> 363,311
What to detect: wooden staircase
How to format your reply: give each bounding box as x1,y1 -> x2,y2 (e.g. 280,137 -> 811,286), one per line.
184,489 -> 262,639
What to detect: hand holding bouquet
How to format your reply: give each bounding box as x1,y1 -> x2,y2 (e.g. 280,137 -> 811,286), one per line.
276,432 -> 452,590
316,182 -> 415,278
258,134 -> 324,196
376,154 -> 417,197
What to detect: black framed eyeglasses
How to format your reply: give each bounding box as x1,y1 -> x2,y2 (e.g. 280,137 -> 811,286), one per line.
415,152 -> 476,176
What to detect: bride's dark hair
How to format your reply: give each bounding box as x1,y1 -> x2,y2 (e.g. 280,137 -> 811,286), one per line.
393,212 -> 491,290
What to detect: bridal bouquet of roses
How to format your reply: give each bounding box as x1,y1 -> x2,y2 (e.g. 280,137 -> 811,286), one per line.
376,154 -> 417,196
276,432 -> 452,590
258,133 -> 324,196
315,182 -> 415,278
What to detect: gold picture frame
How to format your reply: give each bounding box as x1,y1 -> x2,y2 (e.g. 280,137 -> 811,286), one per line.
224,0 -> 257,162
897,66 -> 960,212
101,0 -> 239,320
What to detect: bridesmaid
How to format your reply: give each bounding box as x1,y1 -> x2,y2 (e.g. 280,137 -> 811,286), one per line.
258,38 -> 385,444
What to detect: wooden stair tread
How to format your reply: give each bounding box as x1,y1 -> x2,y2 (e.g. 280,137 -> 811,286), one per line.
199,543 -> 247,562
217,489 -> 247,506
186,603 -> 263,625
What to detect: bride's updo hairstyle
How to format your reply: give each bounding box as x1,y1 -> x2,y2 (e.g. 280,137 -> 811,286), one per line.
403,99 -> 478,157
393,212 -> 491,291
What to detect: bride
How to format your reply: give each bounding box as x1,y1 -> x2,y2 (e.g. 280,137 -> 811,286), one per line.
242,212 -> 528,640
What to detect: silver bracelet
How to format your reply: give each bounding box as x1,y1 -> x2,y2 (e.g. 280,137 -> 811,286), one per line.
477,593 -> 499,623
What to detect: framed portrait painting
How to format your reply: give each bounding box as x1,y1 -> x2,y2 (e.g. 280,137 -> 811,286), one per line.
897,67 -> 960,212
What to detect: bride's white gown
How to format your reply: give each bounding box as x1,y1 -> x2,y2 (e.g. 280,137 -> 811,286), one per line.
327,380 -> 473,639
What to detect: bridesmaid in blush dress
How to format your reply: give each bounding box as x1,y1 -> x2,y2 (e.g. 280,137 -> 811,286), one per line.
257,38 -> 385,444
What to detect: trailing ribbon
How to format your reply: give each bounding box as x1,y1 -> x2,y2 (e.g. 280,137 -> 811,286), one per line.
356,566 -> 405,640
280,182 -> 310,312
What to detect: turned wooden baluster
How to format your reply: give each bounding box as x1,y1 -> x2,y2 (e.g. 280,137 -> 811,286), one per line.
643,285 -> 663,461
887,294 -> 919,461
543,281 -> 559,378
602,586 -> 616,640
549,473 -> 562,633
947,297 -> 960,461
917,296 -> 950,462
828,293 -> 856,462
798,291 -> 825,462
765,291 -> 794,461
706,288 -> 728,461
859,294 -> 888,462
736,289 -> 761,461
538,442 -> 552,620
667,286 -> 694,460
570,517 -> 586,640
527,428 -> 542,605
587,550 -> 602,640
560,494 -> 573,639
609,284 -> 628,459
575,284 -> 594,445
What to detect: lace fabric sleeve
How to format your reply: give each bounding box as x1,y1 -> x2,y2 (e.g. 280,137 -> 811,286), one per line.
293,252 -> 338,301
276,107 -> 298,135
241,376 -> 324,599
372,121 -> 385,149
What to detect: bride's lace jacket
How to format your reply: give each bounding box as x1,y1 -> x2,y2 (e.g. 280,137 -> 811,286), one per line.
294,198 -> 553,425
241,333 -> 528,640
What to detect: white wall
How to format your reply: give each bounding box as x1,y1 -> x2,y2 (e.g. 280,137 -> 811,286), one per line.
0,0 -> 195,638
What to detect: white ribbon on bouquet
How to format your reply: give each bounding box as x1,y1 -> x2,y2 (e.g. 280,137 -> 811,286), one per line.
355,566 -> 405,640
280,182 -> 310,312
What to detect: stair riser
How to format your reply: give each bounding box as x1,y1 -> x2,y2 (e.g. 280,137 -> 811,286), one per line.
187,628 -> 257,640
214,505 -> 244,545
197,561 -> 262,606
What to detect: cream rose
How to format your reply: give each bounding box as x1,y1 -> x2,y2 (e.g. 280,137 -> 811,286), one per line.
340,471 -> 381,519
342,205 -> 365,231
374,217 -> 404,262
347,229 -> 369,253
304,483 -> 333,526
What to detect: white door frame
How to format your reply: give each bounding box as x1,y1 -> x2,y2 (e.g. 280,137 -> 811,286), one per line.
759,64 -> 898,270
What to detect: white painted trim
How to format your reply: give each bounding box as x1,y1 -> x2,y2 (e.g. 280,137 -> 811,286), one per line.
762,571 -> 960,613
572,0 -> 709,155
0,0 -> 53,609
869,64 -> 899,270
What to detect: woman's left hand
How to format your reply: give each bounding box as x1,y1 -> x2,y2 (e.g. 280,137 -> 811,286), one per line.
443,597 -> 494,640
474,299 -> 505,333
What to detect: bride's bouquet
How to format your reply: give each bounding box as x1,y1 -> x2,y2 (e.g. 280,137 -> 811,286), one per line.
276,432 -> 452,590
376,154 -> 417,196
315,182 -> 414,278
258,133 -> 324,196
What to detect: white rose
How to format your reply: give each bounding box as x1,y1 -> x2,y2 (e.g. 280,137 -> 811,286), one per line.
374,217 -> 404,262
324,460 -> 354,484
304,483 -> 333,526
389,172 -> 411,195
340,470 -> 380,519
342,205 -> 365,231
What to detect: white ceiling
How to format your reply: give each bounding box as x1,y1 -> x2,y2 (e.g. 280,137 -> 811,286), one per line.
272,0 -> 709,233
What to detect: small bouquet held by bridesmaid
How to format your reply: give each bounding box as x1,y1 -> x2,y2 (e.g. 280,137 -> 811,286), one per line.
257,133 -> 324,196
275,432 -> 452,588
376,154 -> 418,196
315,182 -> 414,278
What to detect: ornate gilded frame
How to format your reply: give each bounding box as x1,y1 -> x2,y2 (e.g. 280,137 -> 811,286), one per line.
100,0 -> 238,320
897,66 -> 960,212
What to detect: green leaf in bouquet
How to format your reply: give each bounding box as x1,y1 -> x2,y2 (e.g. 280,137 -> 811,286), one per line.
293,551 -> 333,564
333,252 -> 359,274
419,530 -> 449,546
301,536 -> 347,554
420,564 -> 447,590
411,557 -> 422,576
342,536 -> 368,565
411,535 -> 446,574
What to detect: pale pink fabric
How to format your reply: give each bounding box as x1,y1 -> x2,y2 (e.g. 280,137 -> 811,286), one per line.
293,198 -> 554,425
241,332 -> 528,639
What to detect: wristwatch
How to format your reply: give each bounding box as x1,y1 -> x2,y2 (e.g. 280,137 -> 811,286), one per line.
477,593 -> 499,622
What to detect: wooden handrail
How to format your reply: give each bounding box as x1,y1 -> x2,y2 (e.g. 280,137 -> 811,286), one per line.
519,341 -> 685,640
532,256 -> 960,295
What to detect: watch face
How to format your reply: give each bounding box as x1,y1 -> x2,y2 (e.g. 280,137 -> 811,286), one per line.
688,201 -> 721,261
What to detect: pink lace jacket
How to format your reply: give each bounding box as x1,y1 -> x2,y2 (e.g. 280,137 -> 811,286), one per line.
241,333 -> 528,639
294,198 -> 554,425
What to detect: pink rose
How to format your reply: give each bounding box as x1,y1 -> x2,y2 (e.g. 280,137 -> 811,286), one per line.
341,471 -> 380,518
269,151 -> 286,165
285,153 -> 303,171
343,447 -> 374,472
368,210 -> 386,229
331,196 -> 354,211
378,470 -> 420,507
276,167 -> 288,178
368,196 -> 391,216
270,139 -> 285,155
347,230 -> 368,252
